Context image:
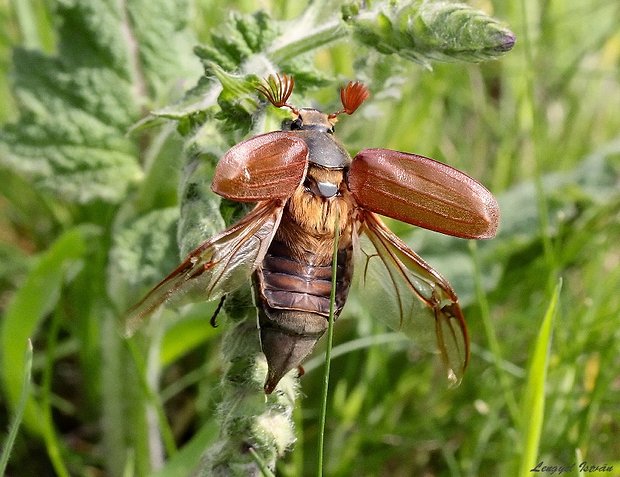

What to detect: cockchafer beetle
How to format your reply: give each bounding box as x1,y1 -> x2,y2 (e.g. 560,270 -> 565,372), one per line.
127,74 -> 500,393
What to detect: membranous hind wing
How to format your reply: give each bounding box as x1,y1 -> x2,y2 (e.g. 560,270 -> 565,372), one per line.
125,200 -> 285,336
348,147 -> 498,384
355,212 -> 469,385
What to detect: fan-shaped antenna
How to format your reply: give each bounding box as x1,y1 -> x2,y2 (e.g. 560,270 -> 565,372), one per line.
329,81 -> 370,119
256,73 -> 298,114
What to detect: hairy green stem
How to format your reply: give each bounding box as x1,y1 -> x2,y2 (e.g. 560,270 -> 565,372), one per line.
268,20 -> 348,64
192,290 -> 297,476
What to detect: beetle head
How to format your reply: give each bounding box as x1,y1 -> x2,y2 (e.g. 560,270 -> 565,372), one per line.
257,73 -> 370,131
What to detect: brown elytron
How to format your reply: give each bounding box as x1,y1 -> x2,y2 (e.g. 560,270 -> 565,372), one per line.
127,74 -> 500,394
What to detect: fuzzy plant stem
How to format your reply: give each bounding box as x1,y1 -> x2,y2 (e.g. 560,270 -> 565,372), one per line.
192,289 -> 297,476
267,19 -> 347,64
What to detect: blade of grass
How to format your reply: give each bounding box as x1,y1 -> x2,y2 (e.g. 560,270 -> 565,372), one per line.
303,333 -> 409,374
575,448 -> 584,477
126,336 -> 177,460
40,309 -> 71,477
469,240 -> 519,422
518,278 -> 562,477
11,0 -> 40,48
519,0 -> 559,294
0,339 -> 33,476
0,226 -> 89,432
100,311 -> 150,476
151,421 -> 218,477
316,211 -> 340,477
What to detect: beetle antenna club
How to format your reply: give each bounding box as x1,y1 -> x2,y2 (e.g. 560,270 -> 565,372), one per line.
256,73 -> 298,113
329,81 -> 370,119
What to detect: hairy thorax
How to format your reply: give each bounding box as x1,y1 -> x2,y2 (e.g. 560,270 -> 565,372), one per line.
276,166 -> 356,264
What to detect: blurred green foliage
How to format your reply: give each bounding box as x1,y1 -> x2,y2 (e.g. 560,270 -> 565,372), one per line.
0,0 -> 619,476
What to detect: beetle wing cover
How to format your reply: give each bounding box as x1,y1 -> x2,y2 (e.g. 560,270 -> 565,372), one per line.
349,149 -> 499,239
212,131 -> 308,202
125,201 -> 284,336
355,212 -> 469,385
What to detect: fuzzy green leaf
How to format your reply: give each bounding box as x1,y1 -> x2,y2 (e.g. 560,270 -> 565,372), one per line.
177,151 -> 226,256
349,1 -> 515,67
150,9 -> 329,127
0,0 -> 198,204
150,9 -> 280,129
194,11 -> 279,73
107,207 -> 180,311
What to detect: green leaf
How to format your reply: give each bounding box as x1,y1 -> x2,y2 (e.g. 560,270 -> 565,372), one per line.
518,279 -> 562,476
123,0 -> 201,98
211,66 -> 262,134
160,306 -> 220,366
151,421 -> 218,477
0,226 -> 92,432
0,241 -> 32,292
349,1 -> 515,67
0,0 -> 199,204
151,76 -> 219,123
194,11 -> 279,73
177,151 -> 226,256
108,207 -> 180,311
0,340 -> 33,475
150,9 -> 329,127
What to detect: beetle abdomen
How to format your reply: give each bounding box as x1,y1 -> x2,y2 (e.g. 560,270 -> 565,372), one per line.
260,240 -> 350,315
254,239 -> 353,393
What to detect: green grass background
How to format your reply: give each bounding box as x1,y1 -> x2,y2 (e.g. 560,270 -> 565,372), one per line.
1,0 -> 619,476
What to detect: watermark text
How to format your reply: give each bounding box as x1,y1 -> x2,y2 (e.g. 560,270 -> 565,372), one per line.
530,461 -> 614,474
